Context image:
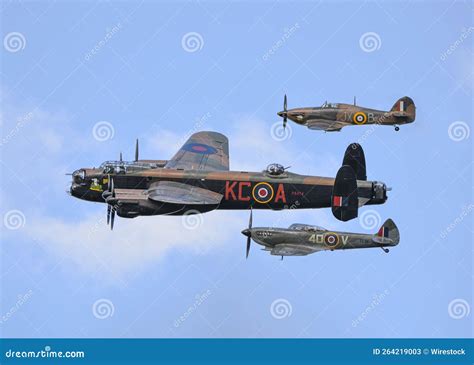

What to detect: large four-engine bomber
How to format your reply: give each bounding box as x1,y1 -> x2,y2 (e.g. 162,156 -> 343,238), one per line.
69,132 -> 388,229
277,95 -> 415,132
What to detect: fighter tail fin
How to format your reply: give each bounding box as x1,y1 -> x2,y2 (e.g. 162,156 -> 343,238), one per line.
390,96 -> 416,122
375,219 -> 400,245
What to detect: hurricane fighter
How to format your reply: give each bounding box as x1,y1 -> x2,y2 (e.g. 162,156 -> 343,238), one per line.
241,210 -> 399,258
69,132 -> 389,229
277,95 -> 416,132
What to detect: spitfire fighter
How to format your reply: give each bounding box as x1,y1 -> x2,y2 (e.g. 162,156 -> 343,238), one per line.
241,210 -> 399,258
277,95 -> 416,132
69,132 -> 389,229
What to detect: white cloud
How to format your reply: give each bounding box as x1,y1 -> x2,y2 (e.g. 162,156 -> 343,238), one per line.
26,210 -> 245,279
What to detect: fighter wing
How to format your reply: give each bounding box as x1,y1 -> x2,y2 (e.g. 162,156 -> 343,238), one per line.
270,244 -> 321,256
148,181 -> 223,205
165,131 -> 229,171
306,120 -> 346,132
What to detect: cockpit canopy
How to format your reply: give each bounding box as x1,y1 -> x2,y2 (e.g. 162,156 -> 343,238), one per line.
99,160 -> 160,174
288,223 -> 326,232
266,163 -> 286,176
321,101 -> 339,109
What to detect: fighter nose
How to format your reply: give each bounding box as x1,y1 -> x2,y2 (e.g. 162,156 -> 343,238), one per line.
241,229 -> 251,237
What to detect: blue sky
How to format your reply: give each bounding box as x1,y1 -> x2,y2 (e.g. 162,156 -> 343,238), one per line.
0,0 -> 472,338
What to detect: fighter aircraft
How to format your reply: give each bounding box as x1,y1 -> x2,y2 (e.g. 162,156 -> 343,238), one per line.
277,95 -> 415,131
241,209 -> 399,258
69,132 -> 389,229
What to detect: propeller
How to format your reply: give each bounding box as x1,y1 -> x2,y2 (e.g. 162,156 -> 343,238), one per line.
241,208 -> 253,258
102,175 -> 116,230
119,152 -> 123,162
135,139 -> 139,162
353,96 -> 356,106
282,94 -> 288,128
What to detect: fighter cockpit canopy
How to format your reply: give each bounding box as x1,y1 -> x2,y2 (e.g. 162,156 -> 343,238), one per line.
288,223 -> 326,232
321,101 -> 339,108
266,163 -> 287,176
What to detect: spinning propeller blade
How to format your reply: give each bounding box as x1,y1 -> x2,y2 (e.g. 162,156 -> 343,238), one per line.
246,208 -> 253,258
135,139 -> 139,162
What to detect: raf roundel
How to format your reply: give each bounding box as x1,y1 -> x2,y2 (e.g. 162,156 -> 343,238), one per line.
352,112 -> 368,125
182,143 -> 218,154
252,182 -> 274,204
324,232 -> 339,247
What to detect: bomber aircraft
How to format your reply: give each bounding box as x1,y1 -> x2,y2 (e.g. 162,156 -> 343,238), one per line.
277,95 -> 415,132
241,209 -> 399,258
69,132 -> 389,229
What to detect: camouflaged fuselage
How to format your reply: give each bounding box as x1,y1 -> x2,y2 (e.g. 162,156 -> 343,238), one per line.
70,168 -> 387,216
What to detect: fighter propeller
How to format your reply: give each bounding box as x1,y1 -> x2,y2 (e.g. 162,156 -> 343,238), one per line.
241,208 -> 253,258
277,94 -> 288,129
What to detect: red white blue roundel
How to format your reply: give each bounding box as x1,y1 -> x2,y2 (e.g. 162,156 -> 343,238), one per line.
252,182 -> 274,203
182,143 -> 217,154
324,233 -> 339,247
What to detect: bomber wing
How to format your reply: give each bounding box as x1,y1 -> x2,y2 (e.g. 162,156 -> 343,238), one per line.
165,131 -> 229,171
148,181 -> 223,205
